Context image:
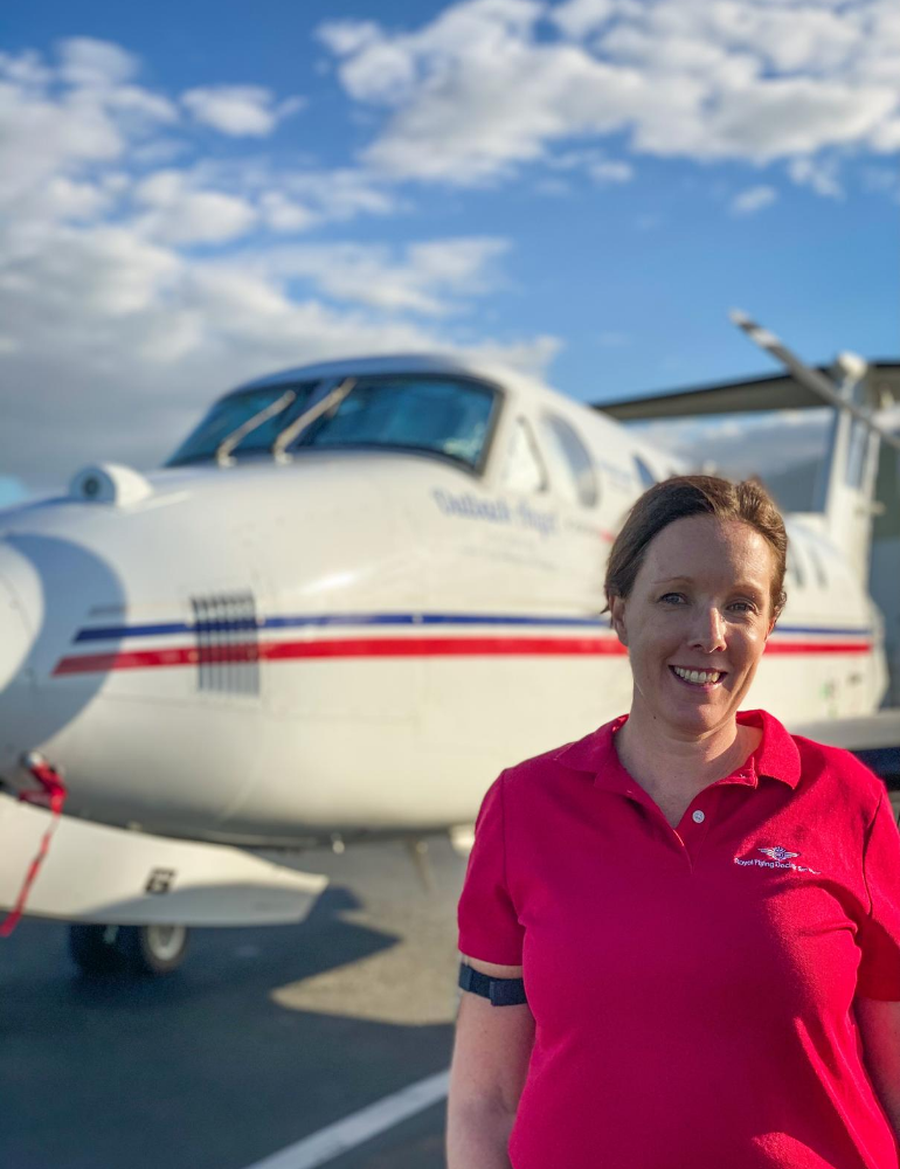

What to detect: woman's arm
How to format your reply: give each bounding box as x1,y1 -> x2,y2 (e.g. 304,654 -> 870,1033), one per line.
855,996 -> 900,1139
446,956 -> 535,1169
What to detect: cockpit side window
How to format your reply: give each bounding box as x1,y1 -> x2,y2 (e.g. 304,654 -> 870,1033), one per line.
289,376 -> 498,471
501,417 -> 548,494
166,383 -> 319,466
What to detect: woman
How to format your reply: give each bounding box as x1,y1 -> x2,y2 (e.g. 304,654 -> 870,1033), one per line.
447,475 -> 900,1169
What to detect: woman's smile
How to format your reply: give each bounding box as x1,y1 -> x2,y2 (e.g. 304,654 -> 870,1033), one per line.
668,664 -> 727,689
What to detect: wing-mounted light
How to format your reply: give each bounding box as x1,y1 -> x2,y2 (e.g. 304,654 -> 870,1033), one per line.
69,463 -> 153,507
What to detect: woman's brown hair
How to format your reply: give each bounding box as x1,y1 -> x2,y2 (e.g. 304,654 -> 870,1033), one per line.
604,474 -> 788,620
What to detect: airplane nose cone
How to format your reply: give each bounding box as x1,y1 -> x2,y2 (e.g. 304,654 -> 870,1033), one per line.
0,572 -> 31,692
0,546 -> 40,780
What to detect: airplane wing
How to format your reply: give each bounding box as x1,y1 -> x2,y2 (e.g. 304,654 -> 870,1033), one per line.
0,793 -> 328,927
596,361 -> 900,421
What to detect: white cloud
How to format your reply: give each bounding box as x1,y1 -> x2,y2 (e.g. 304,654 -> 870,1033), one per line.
870,118 -> 900,153
0,39 -> 555,491
259,191 -> 316,233
316,20 -> 384,58
588,159 -> 633,183
730,184 -> 778,215
677,78 -> 896,161
281,168 -> 400,221
37,176 -> 113,222
133,169 -> 258,244
0,49 -> 52,89
182,85 -> 305,136
0,78 -> 122,204
318,0 -> 900,186
218,237 -> 510,316
463,333 -> 562,374
0,41 -> 179,215
553,0 -> 616,40
104,84 -> 179,125
57,37 -> 138,87
788,156 -> 843,199
535,176 -> 571,196
0,223 -> 554,487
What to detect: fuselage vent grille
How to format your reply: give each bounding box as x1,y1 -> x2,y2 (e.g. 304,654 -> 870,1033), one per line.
190,591 -> 260,695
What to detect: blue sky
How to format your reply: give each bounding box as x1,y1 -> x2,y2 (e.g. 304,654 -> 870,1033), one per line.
1,0 -> 898,498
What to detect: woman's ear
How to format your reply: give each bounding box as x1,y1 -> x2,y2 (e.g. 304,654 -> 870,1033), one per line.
610,596 -> 628,647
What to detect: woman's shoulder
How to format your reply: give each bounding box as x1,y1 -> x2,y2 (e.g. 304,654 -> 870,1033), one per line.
794,732 -> 886,799
752,707 -> 888,815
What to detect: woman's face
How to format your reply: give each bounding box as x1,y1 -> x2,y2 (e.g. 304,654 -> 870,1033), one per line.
610,515 -> 777,739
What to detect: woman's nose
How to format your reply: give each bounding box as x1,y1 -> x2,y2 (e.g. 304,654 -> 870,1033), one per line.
689,607 -> 727,652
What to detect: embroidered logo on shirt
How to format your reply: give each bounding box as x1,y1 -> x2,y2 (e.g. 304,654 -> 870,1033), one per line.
758,846 -> 799,862
733,845 -> 821,874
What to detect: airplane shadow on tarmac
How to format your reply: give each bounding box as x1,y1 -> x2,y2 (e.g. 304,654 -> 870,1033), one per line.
0,879 -> 458,1169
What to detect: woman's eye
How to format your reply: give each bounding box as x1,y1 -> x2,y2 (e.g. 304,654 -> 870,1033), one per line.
729,601 -> 756,613
659,593 -> 684,604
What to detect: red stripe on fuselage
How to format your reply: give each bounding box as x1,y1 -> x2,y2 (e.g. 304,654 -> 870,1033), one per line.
51,636 -> 873,676
762,642 -> 872,655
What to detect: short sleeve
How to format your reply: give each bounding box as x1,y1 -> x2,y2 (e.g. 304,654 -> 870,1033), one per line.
457,772 -> 525,965
857,791 -> 900,1000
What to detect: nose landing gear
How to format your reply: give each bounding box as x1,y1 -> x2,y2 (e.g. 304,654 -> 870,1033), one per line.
69,923 -> 189,976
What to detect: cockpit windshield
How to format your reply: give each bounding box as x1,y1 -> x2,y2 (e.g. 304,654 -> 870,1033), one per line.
290,376 -> 497,469
167,374 -> 499,472
166,382 -> 321,465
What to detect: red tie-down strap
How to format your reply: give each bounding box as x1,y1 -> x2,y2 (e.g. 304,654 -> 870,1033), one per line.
0,756 -> 68,937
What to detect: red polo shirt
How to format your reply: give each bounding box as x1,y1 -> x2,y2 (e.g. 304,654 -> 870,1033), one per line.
457,710 -> 900,1169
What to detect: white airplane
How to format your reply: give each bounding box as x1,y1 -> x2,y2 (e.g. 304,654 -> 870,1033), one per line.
0,313 -> 897,976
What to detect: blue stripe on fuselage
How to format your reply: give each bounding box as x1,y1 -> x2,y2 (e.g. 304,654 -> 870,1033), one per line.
73,614 -> 871,643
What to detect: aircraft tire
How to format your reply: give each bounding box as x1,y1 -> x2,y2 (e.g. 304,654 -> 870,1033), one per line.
116,924 -> 189,976
68,924 -> 121,975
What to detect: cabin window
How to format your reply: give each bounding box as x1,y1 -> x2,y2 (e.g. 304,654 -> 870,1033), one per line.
807,545 -> 828,588
288,375 -> 498,471
633,455 -> 657,492
540,413 -> 598,507
501,417 -> 548,494
167,382 -> 320,466
786,544 -> 805,589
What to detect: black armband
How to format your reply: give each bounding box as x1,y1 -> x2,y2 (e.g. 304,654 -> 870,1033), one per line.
458,962 -> 527,1006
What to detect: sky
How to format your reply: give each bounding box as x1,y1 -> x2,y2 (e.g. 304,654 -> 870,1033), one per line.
1,0 -> 898,502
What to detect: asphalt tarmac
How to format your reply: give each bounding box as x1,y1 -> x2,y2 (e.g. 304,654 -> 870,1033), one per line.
0,837 -> 467,1169
6,789 -> 899,1169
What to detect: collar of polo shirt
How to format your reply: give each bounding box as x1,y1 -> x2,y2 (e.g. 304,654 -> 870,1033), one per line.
555,709 -> 802,791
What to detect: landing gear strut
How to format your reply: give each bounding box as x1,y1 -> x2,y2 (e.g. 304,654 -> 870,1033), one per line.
69,923 -> 189,976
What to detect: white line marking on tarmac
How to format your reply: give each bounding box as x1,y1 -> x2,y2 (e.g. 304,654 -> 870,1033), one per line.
240,1069 -> 450,1169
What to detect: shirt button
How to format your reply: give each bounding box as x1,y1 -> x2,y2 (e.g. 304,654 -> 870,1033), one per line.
692,810 -> 705,824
